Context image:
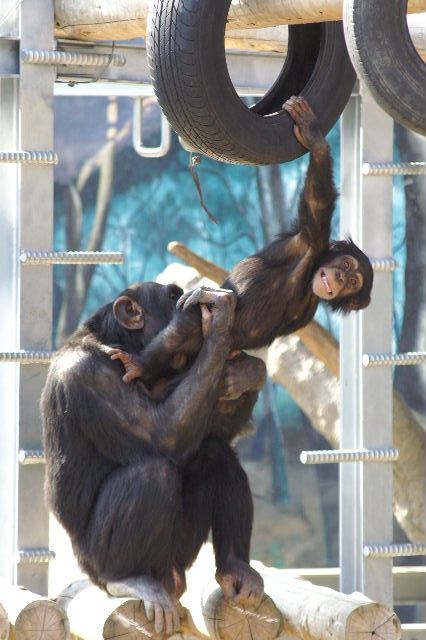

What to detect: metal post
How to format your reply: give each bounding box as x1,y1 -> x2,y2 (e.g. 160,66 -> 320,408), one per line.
0,77 -> 20,586
340,88 -> 394,605
17,0 -> 55,595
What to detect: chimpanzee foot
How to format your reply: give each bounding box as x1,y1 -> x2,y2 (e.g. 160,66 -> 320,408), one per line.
176,286 -> 235,312
215,558 -> 264,609
107,576 -> 181,635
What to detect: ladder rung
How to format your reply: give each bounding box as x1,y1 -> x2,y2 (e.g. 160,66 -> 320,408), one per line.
363,352 -> 426,367
21,48 -> 126,67
0,151 -> 58,164
364,543 -> 426,558
18,450 -> 45,465
16,548 -> 56,564
0,350 -> 54,363
300,448 -> 399,464
363,162 -> 426,176
370,257 -> 398,272
20,250 -> 124,265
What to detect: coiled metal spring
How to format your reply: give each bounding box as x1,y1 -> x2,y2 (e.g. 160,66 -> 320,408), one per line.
0,151 -> 58,164
363,352 -> 426,367
20,250 -> 124,265
21,48 -> 126,67
300,448 -> 399,464
17,548 -> 56,564
0,351 -> 54,363
363,162 -> 426,176
18,450 -> 45,465
370,258 -> 398,272
363,543 -> 426,558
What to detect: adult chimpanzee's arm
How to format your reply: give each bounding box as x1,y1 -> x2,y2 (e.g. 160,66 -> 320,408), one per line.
67,290 -> 236,465
283,96 -> 337,250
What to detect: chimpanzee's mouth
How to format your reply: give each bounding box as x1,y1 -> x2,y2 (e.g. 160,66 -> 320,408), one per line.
321,270 -> 333,296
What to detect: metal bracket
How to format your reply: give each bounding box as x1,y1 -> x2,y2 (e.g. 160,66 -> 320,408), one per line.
132,97 -> 172,159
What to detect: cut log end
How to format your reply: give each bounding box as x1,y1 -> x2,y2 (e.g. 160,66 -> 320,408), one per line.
347,604 -> 402,640
0,602 -> 9,640
103,600 -> 163,640
15,601 -> 69,640
203,591 -> 282,640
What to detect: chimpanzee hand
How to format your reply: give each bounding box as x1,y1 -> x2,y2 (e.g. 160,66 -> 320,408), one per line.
282,96 -> 328,154
108,348 -> 144,383
177,287 -> 236,338
218,354 -> 267,400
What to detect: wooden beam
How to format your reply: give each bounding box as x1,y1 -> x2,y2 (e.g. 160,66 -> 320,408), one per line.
53,0 -> 426,43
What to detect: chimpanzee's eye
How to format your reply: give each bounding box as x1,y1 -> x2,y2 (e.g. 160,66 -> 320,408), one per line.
350,277 -> 358,288
343,259 -> 351,270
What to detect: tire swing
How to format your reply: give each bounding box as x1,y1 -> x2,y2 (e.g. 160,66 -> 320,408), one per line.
344,0 -> 426,136
147,0 -> 356,165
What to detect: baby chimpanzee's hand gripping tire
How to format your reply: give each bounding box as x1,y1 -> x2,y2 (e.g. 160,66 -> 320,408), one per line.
344,0 -> 426,136
147,0 -> 356,165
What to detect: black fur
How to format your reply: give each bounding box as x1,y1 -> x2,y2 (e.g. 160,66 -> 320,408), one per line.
41,282 -> 259,593
135,145 -> 373,380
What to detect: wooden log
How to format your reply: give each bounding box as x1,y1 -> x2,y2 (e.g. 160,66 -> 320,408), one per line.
60,582 -> 197,640
182,546 -> 401,640
53,0 -> 426,41
0,601 -> 9,640
0,581 -> 69,640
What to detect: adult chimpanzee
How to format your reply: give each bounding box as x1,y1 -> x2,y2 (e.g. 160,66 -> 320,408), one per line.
41,283 -> 266,636
109,96 -> 374,385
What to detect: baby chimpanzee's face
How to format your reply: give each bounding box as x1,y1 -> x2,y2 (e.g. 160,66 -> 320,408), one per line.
312,254 -> 364,301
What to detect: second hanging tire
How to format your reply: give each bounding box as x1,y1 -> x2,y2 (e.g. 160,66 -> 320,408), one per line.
147,0 -> 356,165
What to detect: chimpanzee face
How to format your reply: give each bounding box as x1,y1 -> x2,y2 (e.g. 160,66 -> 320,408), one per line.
112,282 -> 183,345
312,254 -> 364,301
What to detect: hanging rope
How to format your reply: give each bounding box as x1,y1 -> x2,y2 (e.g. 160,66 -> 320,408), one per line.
188,153 -> 219,224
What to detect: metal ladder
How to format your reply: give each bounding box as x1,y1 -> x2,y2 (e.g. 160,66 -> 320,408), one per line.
301,87 -> 426,607
0,0 -> 123,594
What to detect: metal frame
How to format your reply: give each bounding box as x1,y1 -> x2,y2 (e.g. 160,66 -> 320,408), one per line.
339,88 -> 395,605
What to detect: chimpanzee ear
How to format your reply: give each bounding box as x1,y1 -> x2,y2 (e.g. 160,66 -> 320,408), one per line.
112,296 -> 145,330
347,295 -> 371,312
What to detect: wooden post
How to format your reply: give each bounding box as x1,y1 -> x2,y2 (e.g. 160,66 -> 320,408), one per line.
0,581 -> 69,640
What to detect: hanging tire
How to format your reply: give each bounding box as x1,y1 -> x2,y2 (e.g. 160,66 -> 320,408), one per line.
147,1 -> 355,165
344,0 -> 426,136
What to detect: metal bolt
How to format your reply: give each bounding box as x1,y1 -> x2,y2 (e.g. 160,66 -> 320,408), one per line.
363,543 -> 426,558
300,448 -> 399,464
20,250 -> 124,265
363,352 -> 426,367
0,151 -> 58,164
363,162 -> 426,176
21,48 -> 126,67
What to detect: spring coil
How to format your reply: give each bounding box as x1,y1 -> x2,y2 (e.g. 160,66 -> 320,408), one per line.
363,162 -> 426,176
21,48 -> 126,67
363,352 -> 426,367
20,250 -> 124,265
17,548 -> 56,564
363,543 -> 426,558
370,258 -> 398,272
0,151 -> 58,164
0,351 -> 54,363
300,448 -> 399,464
18,450 -> 45,465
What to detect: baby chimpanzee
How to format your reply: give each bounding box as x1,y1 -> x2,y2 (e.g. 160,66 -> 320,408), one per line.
111,96 -> 373,384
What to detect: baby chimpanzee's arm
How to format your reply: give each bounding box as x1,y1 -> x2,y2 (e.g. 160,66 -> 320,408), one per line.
283,96 -> 337,250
